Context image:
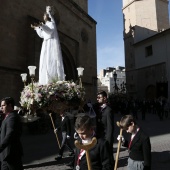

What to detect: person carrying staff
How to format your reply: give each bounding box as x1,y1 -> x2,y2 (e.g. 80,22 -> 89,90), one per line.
117,115 -> 151,170
73,114 -> 112,170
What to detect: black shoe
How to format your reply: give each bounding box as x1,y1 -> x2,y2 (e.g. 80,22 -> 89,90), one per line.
55,155 -> 62,161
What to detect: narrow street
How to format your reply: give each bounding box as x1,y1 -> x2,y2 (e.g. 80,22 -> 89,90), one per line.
22,112 -> 170,170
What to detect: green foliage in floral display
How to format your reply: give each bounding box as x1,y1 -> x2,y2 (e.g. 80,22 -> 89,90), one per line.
20,81 -> 85,112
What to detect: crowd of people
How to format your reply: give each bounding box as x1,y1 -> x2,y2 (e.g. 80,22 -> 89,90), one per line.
50,90 -> 152,170
110,96 -> 169,121
28,5 -> 152,168
0,90 -> 154,170
0,3 -> 161,169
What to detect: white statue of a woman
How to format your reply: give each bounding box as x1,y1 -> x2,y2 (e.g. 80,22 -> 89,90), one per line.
31,6 -> 65,85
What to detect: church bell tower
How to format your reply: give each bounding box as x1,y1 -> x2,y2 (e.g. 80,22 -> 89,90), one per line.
122,0 -> 169,97
123,0 -> 169,42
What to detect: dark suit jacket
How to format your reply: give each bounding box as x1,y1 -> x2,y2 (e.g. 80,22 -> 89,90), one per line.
74,138 -> 112,170
124,129 -> 151,168
95,105 -> 114,146
58,116 -> 71,136
0,112 -> 23,161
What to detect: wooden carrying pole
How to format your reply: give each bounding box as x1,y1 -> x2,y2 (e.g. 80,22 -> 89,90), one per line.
114,121 -> 123,170
49,113 -> 61,149
75,137 -> 97,170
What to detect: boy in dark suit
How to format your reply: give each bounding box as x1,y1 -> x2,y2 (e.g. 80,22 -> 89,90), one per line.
74,114 -> 112,170
0,97 -> 23,170
55,111 -> 74,160
118,115 -> 151,170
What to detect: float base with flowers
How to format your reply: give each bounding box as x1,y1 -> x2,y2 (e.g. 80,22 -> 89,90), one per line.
20,80 -> 85,117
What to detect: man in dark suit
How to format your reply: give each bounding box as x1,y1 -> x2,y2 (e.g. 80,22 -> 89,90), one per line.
118,115 -> 151,170
74,114 -> 112,170
95,91 -> 114,166
0,97 -> 23,170
54,111 -> 74,160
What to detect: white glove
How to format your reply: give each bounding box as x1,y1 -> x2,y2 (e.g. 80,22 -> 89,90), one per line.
67,135 -> 70,139
117,135 -> 125,143
74,132 -> 78,139
54,128 -> 57,133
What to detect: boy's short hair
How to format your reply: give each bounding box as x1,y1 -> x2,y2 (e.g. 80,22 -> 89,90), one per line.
75,114 -> 94,131
119,115 -> 137,130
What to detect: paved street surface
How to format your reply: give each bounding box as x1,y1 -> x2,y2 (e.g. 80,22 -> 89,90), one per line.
21,112 -> 170,170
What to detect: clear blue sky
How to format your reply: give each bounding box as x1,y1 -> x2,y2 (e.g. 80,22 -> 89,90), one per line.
88,0 -> 124,73
88,1 -> 170,74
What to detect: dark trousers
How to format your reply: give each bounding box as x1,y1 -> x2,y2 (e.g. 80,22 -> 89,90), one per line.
1,159 -> 23,170
59,132 -> 74,156
109,142 -> 114,169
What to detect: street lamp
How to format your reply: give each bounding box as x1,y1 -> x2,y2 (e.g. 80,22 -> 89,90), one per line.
121,81 -> 126,93
113,70 -> 118,93
113,70 -> 117,82
77,67 -> 84,88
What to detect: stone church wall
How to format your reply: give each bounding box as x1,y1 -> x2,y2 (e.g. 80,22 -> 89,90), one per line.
0,0 -> 97,104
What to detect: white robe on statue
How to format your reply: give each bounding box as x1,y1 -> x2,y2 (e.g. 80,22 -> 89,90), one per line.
35,13 -> 65,85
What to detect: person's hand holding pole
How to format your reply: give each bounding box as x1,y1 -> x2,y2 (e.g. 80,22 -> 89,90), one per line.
114,121 -> 123,170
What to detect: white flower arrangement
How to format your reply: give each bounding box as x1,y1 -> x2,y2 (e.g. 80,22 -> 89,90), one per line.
20,81 -> 85,113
